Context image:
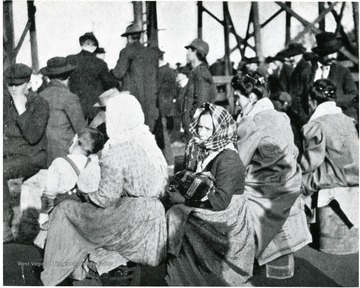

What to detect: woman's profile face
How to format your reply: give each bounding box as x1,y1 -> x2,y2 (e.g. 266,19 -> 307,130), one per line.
197,113 -> 214,141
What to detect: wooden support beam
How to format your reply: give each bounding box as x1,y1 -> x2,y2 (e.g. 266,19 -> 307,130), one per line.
3,0 -> 15,67
291,2 -> 338,43
318,2 -> 326,31
133,1 -> 144,42
276,2 -> 321,34
285,2 -> 291,45
334,2 -> 345,35
197,1 -> 203,39
223,2 -> 232,77
226,4 -> 244,58
252,2 -> 263,61
328,2 -> 357,54
27,1 -> 39,72
146,1 -> 158,47
353,2 -> 359,50
199,4 -> 224,25
13,20 -> 32,59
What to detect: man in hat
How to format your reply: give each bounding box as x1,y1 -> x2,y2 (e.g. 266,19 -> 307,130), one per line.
112,23 -> 160,131
299,31 -> 358,121
3,63 -> 50,242
182,38 -> 217,142
280,43 -> 311,130
265,52 -> 293,94
39,57 -> 87,166
67,32 -> 118,121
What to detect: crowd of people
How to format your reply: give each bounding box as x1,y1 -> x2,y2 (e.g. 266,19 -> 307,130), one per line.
3,24 -> 359,286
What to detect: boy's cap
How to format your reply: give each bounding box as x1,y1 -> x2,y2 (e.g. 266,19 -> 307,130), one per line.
185,38 -> 209,57
4,63 -> 33,86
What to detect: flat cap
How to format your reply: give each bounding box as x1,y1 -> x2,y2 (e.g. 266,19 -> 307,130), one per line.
4,63 -> 32,86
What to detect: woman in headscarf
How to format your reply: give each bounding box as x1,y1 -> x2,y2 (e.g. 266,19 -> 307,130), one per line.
41,92 -> 168,286
165,103 -> 255,286
232,71 -> 311,268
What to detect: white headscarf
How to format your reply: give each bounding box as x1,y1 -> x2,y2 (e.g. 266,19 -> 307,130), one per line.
103,92 -> 167,178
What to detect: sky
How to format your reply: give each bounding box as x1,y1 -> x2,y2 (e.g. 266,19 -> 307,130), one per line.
11,1 -> 355,71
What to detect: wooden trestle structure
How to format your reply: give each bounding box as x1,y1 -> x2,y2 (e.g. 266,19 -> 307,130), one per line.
3,1 -> 359,97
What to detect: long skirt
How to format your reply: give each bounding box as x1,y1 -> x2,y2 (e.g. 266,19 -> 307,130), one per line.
166,195 -> 255,286
41,197 -> 166,286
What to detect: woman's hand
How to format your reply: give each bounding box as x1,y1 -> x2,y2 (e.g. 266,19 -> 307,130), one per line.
167,190 -> 186,204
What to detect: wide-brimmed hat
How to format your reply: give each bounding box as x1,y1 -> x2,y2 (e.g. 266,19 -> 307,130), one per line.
283,43 -> 306,57
121,23 -> 144,37
185,38 -> 209,57
243,56 -> 260,64
94,88 -> 130,107
79,32 -> 99,47
95,47 -> 106,54
40,57 -> 76,77
312,32 -> 342,56
4,63 -> 32,85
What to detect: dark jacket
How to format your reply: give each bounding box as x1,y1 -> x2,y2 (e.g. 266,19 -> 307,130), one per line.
289,58 -> 310,99
278,64 -> 294,93
67,50 -> 118,119
186,149 -> 245,211
299,62 -> 358,121
112,42 -> 159,131
39,80 -> 87,166
183,62 -> 217,123
4,90 -> 49,168
158,63 -> 178,117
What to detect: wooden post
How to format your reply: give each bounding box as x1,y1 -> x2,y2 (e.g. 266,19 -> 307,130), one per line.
318,2 -> 325,31
353,2 -> 359,51
133,1 -> 143,43
197,1 -> 203,39
27,1 -> 39,72
146,1 -> 158,47
285,2 -> 291,45
252,2 -> 263,61
3,0 -> 15,68
223,2 -> 233,114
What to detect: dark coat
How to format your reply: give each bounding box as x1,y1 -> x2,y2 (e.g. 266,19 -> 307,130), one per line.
67,50 -> 118,119
4,90 -> 49,168
298,62 -> 358,121
39,80 -> 87,166
112,42 -> 159,131
158,63 -> 177,117
183,63 -> 217,126
278,64 -> 294,93
289,58 -> 310,100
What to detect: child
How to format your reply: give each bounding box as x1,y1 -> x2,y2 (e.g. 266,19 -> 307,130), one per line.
36,128 -> 104,246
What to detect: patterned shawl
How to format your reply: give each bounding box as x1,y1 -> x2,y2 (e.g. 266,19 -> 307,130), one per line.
186,103 -> 238,171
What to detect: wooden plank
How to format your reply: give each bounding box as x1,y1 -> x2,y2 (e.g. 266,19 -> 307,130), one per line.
213,76 -> 233,85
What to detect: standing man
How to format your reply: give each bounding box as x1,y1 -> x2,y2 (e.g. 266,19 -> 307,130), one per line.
299,32 -> 358,122
112,24 -> 160,131
3,64 -> 49,242
67,32 -> 118,122
39,57 -> 87,166
157,48 -> 177,166
182,38 -> 217,141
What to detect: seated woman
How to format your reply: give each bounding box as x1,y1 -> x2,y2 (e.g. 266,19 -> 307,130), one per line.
301,79 -> 359,228
231,72 -> 310,266
40,93 -> 168,286
165,103 -> 255,286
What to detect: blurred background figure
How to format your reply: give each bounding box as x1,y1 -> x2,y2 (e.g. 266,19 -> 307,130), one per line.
95,47 -> 106,60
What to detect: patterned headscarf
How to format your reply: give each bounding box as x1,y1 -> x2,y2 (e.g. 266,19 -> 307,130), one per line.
186,103 -> 238,171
